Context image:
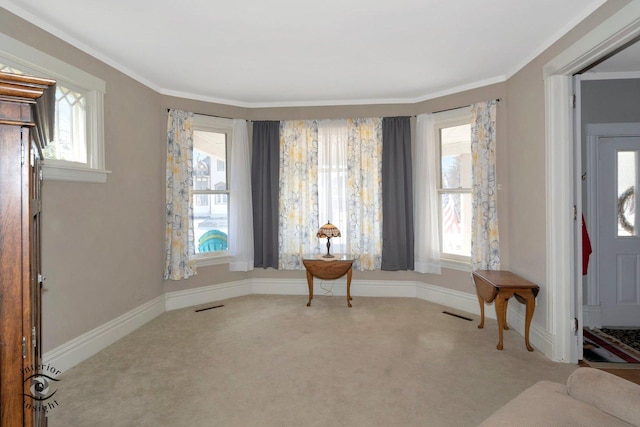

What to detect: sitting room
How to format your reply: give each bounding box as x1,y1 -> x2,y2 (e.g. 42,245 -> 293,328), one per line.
1,0 -> 640,425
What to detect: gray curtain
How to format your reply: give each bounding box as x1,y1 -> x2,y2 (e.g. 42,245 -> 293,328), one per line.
252,121 -> 280,268
381,117 -> 414,270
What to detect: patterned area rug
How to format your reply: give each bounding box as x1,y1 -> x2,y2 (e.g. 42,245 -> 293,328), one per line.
583,328 -> 640,365
600,328 -> 640,353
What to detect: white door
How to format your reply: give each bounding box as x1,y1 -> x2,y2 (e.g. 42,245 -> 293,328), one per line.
596,134 -> 640,327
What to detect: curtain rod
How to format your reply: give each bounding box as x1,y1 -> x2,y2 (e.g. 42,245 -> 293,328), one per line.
424,98 -> 502,116
166,108 -> 241,121
168,98 -> 502,121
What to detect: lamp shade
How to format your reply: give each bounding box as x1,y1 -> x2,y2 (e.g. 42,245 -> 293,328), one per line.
317,222 -> 341,239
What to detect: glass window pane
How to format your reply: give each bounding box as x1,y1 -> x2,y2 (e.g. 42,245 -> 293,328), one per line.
193,130 -> 226,191
440,192 -> 472,256
0,62 -> 88,164
440,124 -> 471,189
44,86 -> 87,163
618,151 -> 636,237
194,194 -> 228,253
0,63 -> 27,75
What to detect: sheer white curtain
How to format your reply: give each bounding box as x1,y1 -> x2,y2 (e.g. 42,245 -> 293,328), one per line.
228,119 -> 254,271
414,113 -> 441,274
318,120 -> 349,255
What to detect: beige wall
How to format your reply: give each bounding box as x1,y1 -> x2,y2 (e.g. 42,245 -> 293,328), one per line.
0,9 -> 166,351
1,0 -> 631,353
505,0 -> 631,326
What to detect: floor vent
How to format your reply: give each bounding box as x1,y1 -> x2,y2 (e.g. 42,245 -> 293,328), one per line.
195,304 -> 224,313
442,311 -> 473,321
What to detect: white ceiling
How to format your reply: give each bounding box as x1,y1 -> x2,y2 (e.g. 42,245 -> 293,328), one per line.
1,0 -> 608,107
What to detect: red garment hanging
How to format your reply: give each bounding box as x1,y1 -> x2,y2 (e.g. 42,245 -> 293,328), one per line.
582,214 -> 592,275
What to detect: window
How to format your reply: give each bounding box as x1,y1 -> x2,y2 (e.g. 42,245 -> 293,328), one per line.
435,108 -> 472,263
317,122 -> 349,254
191,115 -> 231,261
0,33 -> 107,183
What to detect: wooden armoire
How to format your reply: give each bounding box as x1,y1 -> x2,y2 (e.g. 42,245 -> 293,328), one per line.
0,72 -> 55,426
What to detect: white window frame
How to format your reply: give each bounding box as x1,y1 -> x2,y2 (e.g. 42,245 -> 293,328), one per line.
433,107 -> 472,271
190,114 -> 232,267
0,33 -> 108,183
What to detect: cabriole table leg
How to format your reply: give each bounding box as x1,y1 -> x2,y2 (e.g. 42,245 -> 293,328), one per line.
306,269 -> 314,307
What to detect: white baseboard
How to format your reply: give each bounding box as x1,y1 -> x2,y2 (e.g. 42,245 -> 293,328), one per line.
252,278 -> 418,298
165,279 -> 253,311
499,304 -> 553,356
44,278 -> 551,373
353,280 -> 417,298
583,305 -> 602,329
416,282 -> 485,317
415,283 -> 551,356
43,295 -> 165,374
252,278 -> 309,295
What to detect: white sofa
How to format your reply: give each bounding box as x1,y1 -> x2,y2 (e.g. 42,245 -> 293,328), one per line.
479,367 -> 640,426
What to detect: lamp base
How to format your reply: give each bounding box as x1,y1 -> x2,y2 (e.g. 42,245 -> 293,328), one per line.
323,237 -> 334,258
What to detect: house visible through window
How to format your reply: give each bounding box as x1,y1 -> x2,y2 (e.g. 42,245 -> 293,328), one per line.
191,116 -> 231,256
437,116 -> 472,260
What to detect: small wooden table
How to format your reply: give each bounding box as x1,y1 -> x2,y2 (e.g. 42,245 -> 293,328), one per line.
472,270 -> 540,351
302,255 -> 354,307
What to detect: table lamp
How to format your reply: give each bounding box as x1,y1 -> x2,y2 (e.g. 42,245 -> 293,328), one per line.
317,222 -> 341,258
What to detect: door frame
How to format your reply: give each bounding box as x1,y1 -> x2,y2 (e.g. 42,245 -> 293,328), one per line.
544,2 -> 640,363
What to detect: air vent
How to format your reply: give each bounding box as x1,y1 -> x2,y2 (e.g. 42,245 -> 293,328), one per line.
195,304 -> 224,313
442,311 -> 473,321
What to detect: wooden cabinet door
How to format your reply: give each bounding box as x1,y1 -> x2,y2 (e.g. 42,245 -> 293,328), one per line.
0,123 -> 29,427
27,137 -> 46,426
0,70 -> 55,427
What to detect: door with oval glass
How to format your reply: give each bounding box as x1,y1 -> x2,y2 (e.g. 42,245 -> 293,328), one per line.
595,131 -> 640,327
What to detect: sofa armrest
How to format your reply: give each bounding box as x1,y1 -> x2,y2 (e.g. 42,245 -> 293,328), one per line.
567,367 -> 640,426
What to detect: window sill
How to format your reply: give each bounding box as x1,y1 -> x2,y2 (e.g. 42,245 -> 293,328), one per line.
440,258 -> 471,272
43,163 -> 111,183
193,253 -> 229,268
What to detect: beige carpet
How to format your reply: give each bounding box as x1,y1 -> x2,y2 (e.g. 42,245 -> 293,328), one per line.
47,295 -> 577,426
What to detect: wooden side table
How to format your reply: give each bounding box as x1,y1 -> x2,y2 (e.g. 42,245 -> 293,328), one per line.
302,255 -> 354,307
472,270 -> 540,351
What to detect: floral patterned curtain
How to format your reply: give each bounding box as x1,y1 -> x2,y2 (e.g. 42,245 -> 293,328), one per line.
278,120 -> 319,269
471,100 -> 500,270
164,110 -> 197,280
278,118 -> 382,271
346,118 -> 383,270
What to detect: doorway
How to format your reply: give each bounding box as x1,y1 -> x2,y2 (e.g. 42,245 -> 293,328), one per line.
584,123 -> 640,328
544,1 -> 640,364
576,49 -> 640,366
